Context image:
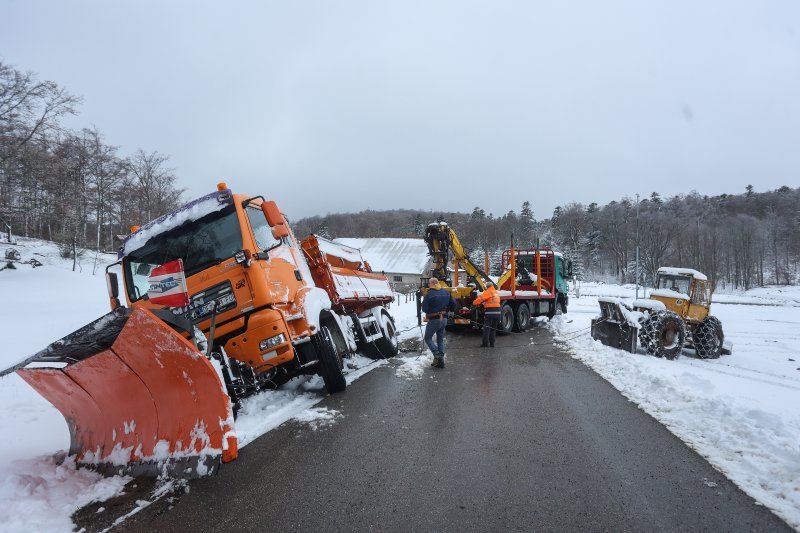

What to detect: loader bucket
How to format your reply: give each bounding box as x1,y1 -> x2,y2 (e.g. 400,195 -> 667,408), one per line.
590,298 -> 638,354
5,307 -> 238,477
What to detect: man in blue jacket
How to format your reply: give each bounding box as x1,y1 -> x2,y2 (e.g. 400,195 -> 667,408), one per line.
421,277 -> 458,369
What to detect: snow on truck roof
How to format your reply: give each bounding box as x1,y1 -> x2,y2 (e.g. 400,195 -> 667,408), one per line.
657,267 -> 707,280
119,190 -> 232,258
334,238 -> 430,274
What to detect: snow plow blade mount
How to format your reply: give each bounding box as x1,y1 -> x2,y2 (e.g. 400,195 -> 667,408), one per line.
6,307 -> 237,477
590,298 -> 638,354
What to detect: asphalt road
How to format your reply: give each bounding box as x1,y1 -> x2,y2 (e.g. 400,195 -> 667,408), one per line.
116,325 -> 791,532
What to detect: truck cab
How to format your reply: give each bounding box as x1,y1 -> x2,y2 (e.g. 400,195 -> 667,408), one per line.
112,184 -> 396,397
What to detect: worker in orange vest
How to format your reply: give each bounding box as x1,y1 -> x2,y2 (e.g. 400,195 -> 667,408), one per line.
473,282 -> 501,347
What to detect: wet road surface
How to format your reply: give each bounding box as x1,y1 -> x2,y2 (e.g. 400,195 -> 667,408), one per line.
117,325 -> 790,532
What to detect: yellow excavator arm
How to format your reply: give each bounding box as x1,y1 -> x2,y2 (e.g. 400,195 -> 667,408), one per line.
424,222 -> 494,292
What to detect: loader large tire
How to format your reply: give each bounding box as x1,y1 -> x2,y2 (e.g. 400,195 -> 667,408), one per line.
638,313 -> 654,354
314,326 -> 346,393
640,311 -> 686,360
694,316 -> 724,359
497,304 -> 514,336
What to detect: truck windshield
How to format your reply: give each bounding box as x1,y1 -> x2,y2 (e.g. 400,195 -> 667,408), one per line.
123,205 -> 243,301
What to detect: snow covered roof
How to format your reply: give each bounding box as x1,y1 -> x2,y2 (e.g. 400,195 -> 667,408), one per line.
333,238 -> 430,274
657,267 -> 707,281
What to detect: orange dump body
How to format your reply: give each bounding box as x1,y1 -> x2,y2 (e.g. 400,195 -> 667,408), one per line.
11,308 -> 237,476
300,235 -> 394,315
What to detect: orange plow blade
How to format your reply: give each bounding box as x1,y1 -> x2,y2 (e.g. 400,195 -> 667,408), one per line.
8,308 -> 238,477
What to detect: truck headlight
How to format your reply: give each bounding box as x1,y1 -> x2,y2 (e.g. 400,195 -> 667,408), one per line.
259,333 -> 286,351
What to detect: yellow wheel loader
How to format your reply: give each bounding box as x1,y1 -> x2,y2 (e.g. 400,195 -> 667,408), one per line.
591,267 -> 732,359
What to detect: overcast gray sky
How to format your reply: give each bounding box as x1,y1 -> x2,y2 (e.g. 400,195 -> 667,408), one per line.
2,1 -> 799,220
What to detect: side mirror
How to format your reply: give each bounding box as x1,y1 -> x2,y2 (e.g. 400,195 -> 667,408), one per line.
107,272 -> 119,298
272,225 -> 290,239
262,200 -> 290,240
106,271 -> 121,310
261,201 -> 283,227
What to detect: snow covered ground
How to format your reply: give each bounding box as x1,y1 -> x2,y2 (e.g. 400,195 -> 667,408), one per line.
4,239 -> 797,530
0,237 -> 422,532
551,281 -> 800,530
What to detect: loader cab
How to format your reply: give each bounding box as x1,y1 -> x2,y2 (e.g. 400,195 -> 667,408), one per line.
655,274 -> 691,296
650,269 -> 712,324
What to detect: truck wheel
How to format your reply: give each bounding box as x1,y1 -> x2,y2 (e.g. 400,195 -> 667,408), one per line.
641,311 -> 686,360
546,299 -> 557,320
314,326 -> 346,393
513,304 -> 530,332
366,310 -> 399,359
498,304 -> 514,336
694,316 -> 724,359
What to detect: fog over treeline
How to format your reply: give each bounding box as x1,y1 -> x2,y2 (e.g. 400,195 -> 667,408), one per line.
295,186 -> 800,290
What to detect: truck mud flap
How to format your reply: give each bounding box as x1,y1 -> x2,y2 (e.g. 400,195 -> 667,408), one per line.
590,318 -> 638,354
6,307 -> 237,477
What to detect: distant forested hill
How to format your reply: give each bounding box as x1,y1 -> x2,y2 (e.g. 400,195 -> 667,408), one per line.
294,186 -> 800,290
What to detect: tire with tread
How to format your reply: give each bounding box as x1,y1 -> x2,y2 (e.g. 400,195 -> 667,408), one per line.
498,304 -> 514,336
640,311 -> 686,360
638,314 -> 655,354
314,326 -> 346,393
365,310 -> 399,359
694,315 -> 724,359
514,304 -> 531,332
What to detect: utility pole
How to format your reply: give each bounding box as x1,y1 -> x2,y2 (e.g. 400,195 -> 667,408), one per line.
635,193 -> 640,299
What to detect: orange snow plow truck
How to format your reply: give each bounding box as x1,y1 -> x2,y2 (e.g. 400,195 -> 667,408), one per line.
1,183 -> 397,476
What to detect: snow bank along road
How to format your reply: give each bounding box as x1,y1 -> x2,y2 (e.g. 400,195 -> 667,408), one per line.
113,328 -> 789,532
552,282 -> 800,529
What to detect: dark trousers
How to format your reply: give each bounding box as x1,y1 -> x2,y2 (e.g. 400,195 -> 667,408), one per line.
424,318 -> 447,355
482,312 -> 500,347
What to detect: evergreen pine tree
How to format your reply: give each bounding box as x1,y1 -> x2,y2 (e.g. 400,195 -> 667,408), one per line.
316,220 -> 332,239
413,213 -> 424,237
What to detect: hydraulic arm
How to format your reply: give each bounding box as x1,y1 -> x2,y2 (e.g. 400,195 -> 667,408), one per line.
424,222 -> 493,291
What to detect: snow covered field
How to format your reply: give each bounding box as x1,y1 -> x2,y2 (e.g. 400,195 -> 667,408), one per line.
0,237 -> 422,532
551,282 -> 800,530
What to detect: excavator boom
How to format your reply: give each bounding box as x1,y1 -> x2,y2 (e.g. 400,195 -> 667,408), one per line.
424,222 -> 493,290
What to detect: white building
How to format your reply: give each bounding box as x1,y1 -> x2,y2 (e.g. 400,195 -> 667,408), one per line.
334,238 -> 431,292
